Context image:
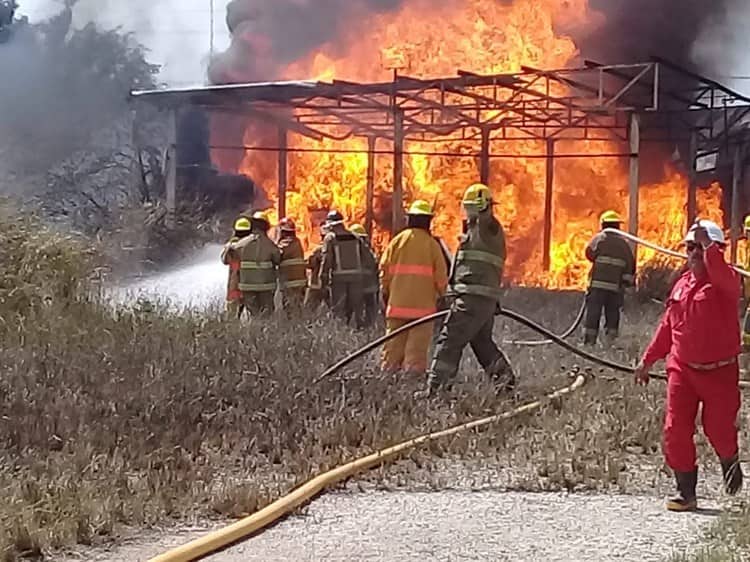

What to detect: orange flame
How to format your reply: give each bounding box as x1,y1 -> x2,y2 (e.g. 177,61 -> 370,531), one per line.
230,0 -> 724,288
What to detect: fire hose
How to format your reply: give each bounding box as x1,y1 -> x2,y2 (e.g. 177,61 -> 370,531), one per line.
502,226 -> 750,348
501,295 -> 587,347
605,228 -> 750,278
148,303 -> 750,562
150,230 -> 750,561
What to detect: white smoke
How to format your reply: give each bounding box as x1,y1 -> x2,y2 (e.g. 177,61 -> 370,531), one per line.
692,0 -> 750,95
18,0 -> 231,86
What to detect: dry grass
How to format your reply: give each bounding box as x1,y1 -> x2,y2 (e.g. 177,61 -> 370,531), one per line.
0,206 -> 745,560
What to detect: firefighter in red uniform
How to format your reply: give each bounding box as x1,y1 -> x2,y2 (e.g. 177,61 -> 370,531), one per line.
635,219 -> 743,511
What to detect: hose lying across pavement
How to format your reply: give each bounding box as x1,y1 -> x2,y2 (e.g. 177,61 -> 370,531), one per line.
150,370 -> 587,562
150,228 -> 750,561
148,302 -> 750,562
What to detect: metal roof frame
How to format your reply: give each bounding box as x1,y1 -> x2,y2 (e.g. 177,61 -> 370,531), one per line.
131,58 -> 750,153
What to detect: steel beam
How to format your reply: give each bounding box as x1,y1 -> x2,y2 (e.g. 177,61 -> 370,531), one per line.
277,127 -> 288,219
628,113 -> 641,254
366,136 -> 376,236
543,138 -> 555,271
393,109 -> 405,233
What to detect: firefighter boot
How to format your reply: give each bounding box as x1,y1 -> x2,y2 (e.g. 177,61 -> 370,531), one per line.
720,454 -> 744,496
666,469 -> 698,512
413,382 -> 453,400
487,353 -> 516,395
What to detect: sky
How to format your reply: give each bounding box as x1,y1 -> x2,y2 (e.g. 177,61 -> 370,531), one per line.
17,0 -> 233,86
15,0 -> 750,95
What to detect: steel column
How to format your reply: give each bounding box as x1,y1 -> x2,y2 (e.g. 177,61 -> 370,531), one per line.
731,144 -> 743,264
628,113 -> 641,255
277,127 -> 288,219
366,136 -> 376,236
543,138 -> 555,271
480,127 -> 491,184
166,108 -> 177,229
687,131 -> 698,226
393,109 -> 405,234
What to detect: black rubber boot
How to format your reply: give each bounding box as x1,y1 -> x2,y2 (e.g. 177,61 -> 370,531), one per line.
487,354 -> 516,395
666,469 -> 698,512
721,454 -> 744,496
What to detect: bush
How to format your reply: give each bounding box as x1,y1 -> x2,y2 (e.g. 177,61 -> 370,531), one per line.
0,202 -> 95,315
636,255 -> 682,303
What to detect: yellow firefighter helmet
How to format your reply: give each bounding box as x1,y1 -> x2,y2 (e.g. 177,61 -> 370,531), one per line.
599,210 -> 623,224
744,215 -> 750,230
407,200 -> 434,216
462,183 -> 492,212
349,223 -> 367,237
252,210 -> 271,224
234,217 -> 251,232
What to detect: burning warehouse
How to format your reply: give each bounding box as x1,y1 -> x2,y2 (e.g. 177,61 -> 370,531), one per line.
130,0 -> 750,289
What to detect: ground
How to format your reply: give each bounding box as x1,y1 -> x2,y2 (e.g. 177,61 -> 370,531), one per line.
3,233 -> 749,561
64,489 -> 725,562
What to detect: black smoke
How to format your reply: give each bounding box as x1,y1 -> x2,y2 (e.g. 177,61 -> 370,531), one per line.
209,0 -> 408,84
582,0 -> 732,68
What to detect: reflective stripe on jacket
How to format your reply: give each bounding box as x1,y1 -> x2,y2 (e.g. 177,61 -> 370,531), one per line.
221,236 -> 242,302
278,236 -> 308,290
585,232 -> 636,293
449,212 -> 505,301
233,232 -> 281,292
380,228 -> 448,319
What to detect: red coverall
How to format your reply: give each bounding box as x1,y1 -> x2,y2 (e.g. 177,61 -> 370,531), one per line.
641,244 -> 741,472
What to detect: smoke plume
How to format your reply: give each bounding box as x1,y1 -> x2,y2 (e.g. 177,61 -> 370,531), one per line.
209,0 -> 407,83
210,0 -> 735,85
691,0 -> 750,94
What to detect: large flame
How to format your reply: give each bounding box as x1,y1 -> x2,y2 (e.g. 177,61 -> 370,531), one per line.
229,0 -> 724,288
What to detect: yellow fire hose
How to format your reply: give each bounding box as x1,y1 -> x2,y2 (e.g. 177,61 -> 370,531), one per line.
148,373 -> 587,562
150,228 -> 750,561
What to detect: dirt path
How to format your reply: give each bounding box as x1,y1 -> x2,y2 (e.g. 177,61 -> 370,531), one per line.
66,490 -> 719,562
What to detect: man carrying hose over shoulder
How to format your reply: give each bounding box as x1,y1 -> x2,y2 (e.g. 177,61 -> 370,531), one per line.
634,219 -> 743,512
583,210 -> 636,346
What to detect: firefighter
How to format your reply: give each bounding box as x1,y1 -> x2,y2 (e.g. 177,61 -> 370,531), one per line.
350,223 -> 380,327
420,183 -> 514,397
320,210 -> 368,328
0,1 -> 16,29
380,200 -> 448,374
582,210 -> 636,345
635,220 -> 743,511
304,224 -> 328,311
231,210 -> 281,316
220,216 -> 251,318
277,217 -> 307,312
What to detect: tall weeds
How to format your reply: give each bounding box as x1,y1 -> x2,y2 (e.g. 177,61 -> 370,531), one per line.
0,205 -> 736,560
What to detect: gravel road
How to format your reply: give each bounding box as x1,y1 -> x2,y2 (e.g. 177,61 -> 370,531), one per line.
69,490 -> 719,562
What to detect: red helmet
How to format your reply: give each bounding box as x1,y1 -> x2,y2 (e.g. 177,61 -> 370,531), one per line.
279,217 -> 296,232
